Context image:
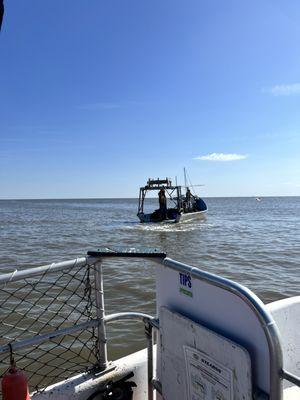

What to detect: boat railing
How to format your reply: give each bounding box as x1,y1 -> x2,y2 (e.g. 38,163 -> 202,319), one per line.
0,249 -> 163,399
0,248 -> 299,400
157,257 -> 300,399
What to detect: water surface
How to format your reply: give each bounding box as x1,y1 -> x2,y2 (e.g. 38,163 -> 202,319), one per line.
0,197 -> 299,359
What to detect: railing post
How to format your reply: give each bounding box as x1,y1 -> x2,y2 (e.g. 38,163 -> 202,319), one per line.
94,260 -> 108,370
145,321 -> 153,400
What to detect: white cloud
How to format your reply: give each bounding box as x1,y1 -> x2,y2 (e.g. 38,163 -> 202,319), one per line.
264,83 -> 300,96
194,153 -> 248,162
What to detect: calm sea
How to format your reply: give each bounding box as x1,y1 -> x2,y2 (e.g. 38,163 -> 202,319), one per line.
0,197 -> 299,359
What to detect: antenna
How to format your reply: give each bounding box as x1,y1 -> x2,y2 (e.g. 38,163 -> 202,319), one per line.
186,169 -> 198,195
184,167 -> 187,188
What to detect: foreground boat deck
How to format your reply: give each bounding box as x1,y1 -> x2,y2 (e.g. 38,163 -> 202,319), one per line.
0,247 -> 299,399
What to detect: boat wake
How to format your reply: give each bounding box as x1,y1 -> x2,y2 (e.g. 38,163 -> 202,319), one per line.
121,219 -> 211,233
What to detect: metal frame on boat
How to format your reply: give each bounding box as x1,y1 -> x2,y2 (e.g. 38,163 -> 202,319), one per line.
137,178 -> 207,223
0,247 -> 299,399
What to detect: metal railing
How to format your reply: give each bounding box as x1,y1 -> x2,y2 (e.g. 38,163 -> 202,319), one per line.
0,249 -> 164,400
0,257 -> 96,354
0,248 -> 299,400
161,257 -> 300,399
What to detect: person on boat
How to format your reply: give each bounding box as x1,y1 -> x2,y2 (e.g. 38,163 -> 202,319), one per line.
158,188 -> 167,219
185,187 -> 192,211
186,187 -> 191,202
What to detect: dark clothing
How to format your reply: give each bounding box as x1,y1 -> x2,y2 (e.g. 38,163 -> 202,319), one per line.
185,188 -> 194,211
186,189 -> 191,202
158,189 -> 167,219
158,190 -> 167,209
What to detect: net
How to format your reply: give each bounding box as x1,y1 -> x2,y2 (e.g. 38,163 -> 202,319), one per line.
0,260 -> 100,396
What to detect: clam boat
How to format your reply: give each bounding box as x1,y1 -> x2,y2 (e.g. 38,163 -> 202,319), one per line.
137,177 -> 207,223
0,246 -> 299,400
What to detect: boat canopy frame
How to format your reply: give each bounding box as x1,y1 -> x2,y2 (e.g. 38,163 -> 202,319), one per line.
137,178 -> 183,215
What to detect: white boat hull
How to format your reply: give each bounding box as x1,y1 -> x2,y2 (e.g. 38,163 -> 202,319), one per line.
177,209 -> 207,223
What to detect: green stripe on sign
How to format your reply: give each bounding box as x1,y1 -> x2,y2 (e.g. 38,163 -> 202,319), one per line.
180,287 -> 193,297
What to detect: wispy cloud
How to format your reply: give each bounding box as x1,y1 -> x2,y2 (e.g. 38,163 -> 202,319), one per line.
263,83 -> 300,96
194,153 -> 248,162
78,102 -> 120,110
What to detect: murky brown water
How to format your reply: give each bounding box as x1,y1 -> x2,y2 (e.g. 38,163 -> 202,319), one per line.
0,197 -> 299,365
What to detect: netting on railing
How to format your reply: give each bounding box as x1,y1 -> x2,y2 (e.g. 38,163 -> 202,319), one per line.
0,260 -> 100,396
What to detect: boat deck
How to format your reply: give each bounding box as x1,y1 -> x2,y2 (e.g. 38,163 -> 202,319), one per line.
0,247 -> 299,399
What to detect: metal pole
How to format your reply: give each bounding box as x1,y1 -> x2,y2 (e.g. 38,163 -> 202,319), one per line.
145,322 -> 153,400
0,319 -> 100,355
105,312 -> 154,324
184,167 -> 187,188
138,189 -> 142,214
0,257 -> 98,285
94,260 -> 108,370
282,370 -> 300,387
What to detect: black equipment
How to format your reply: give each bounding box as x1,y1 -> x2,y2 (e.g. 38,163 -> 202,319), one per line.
86,372 -> 136,400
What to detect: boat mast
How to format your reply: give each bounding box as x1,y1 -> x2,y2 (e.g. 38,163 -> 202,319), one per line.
184,167 -> 187,188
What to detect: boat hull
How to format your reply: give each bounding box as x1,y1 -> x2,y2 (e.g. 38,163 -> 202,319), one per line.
137,209 -> 207,224
177,209 -> 207,222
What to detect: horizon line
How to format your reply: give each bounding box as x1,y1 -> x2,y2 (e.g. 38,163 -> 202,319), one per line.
0,195 -> 299,201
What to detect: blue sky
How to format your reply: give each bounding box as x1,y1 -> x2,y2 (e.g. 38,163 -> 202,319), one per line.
1,0 -> 300,198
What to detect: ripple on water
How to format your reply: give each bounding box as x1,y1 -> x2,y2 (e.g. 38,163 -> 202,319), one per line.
0,197 -> 299,360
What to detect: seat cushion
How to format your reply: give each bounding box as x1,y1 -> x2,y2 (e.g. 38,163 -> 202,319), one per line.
284,385 -> 300,400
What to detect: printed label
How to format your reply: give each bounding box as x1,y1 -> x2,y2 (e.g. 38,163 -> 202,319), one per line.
184,346 -> 233,400
179,272 -> 193,297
